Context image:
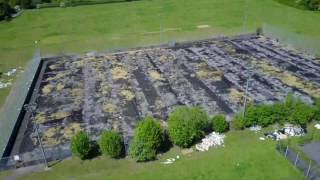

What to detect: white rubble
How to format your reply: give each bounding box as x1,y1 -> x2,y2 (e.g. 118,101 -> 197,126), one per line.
5,69 -> 17,76
161,157 -> 179,165
195,132 -> 225,152
259,137 -> 265,141
0,81 -> 12,89
315,124 -> 320,130
265,124 -> 304,141
249,125 -> 262,132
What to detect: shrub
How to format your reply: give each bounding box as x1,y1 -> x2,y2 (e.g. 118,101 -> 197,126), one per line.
129,142 -> 156,162
211,114 -> 229,133
288,101 -> 316,126
232,113 -> 245,130
71,131 -> 91,160
99,131 -> 124,158
168,106 -> 209,148
315,98 -> 320,121
301,0 -> 320,10
129,116 -> 164,161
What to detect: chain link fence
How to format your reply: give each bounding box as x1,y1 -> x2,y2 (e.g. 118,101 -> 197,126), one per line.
277,141 -> 320,180
0,50 -> 42,158
0,145 -> 71,171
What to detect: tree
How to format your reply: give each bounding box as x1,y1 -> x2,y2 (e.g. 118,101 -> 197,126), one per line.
99,131 -> 124,158
211,114 -> 229,133
129,116 -> 164,162
0,1 -> 15,21
168,106 -> 209,148
71,131 -> 91,160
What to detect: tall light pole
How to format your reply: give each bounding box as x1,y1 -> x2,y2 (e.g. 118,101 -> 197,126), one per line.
24,103 -> 48,168
242,0 -> 249,33
159,12 -> 162,44
242,64 -> 255,118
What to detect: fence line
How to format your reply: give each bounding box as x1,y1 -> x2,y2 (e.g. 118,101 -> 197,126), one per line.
277,141 -> 320,180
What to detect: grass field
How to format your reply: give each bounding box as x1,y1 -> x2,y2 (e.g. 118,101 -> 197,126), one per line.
0,130 -> 303,180
0,0 -> 320,106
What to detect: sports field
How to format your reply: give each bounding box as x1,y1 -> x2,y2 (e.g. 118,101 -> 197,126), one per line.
0,0 -> 320,106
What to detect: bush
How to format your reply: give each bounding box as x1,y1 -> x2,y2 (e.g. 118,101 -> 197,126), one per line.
232,113 -> 245,130
301,0 -> 320,10
238,94 -> 316,127
315,98 -> 320,121
168,106 -> 209,148
211,114 -> 229,133
129,116 -> 164,161
99,131 -> 124,158
288,101 -> 316,126
129,142 -> 156,162
71,131 -> 92,160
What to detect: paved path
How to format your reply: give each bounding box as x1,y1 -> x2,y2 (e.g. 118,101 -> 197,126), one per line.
303,142 -> 320,166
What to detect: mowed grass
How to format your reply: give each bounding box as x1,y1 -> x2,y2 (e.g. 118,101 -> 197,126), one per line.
0,0 -> 320,106
0,130 -> 303,180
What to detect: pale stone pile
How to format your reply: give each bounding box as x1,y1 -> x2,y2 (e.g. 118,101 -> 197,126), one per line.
249,125 -> 262,132
195,132 -> 225,152
315,124 -> 320,130
265,124 -> 304,141
161,155 -> 180,165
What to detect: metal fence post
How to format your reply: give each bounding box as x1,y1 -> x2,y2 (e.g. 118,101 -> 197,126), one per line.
306,160 -> 311,180
294,152 -> 300,167
285,145 -> 288,158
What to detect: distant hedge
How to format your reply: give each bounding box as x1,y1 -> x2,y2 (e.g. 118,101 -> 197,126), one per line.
302,0 -> 320,11
36,0 -> 137,9
232,94 -> 317,129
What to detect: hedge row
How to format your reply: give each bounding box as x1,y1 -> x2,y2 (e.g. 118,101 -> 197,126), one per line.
71,96 -> 320,161
233,95 -> 320,129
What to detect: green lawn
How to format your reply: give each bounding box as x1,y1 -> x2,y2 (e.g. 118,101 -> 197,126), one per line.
0,130 -> 303,180
0,0 -> 320,106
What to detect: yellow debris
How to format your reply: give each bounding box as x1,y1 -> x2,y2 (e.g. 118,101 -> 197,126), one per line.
56,83 -> 65,91
50,111 -> 71,120
103,103 -> 116,114
149,71 -> 164,81
63,123 -> 82,140
34,112 -> 46,124
112,67 -> 128,80
120,90 -> 135,101
42,84 -> 54,95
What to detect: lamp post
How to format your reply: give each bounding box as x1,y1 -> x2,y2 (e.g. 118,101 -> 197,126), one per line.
24,103 -> 48,168
242,64 -> 255,118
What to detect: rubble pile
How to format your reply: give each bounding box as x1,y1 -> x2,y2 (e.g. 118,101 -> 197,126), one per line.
195,132 -> 225,152
264,125 -> 305,141
315,124 -> 320,130
249,125 -> 262,132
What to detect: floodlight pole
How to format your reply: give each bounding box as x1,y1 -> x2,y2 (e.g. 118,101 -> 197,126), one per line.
35,123 -> 49,169
242,64 -> 255,118
159,13 -> 162,44
242,0 -> 249,33
243,77 -> 250,118
25,103 -> 48,168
